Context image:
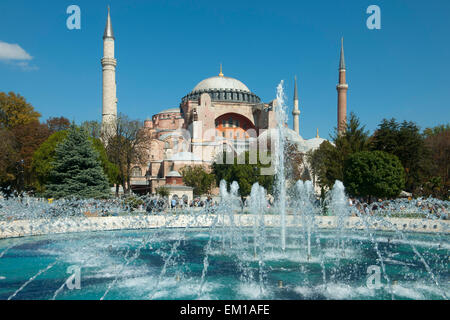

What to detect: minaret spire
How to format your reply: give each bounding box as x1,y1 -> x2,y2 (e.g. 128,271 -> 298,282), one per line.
101,6 -> 117,138
337,37 -> 348,135
293,75 -> 298,101
103,6 -> 114,40
339,37 -> 345,70
292,75 -> 300,135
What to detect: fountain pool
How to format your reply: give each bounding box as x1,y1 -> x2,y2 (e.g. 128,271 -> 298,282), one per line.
0,82 -> 448,300
0,227 -> 448,300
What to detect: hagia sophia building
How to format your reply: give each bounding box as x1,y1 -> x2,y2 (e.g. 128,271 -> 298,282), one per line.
100,8 -> 348,199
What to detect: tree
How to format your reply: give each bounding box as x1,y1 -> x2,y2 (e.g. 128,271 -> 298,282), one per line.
0,92 -> 41,129
31,130 -> 68,193
180,165 -> 215,196
46,116 -> 71,133
156,186 -> 169,198
81,120 -> 102,139
0,92 -> 47,193
333,112 -> 370,156
44,125 -> 110,199
306,140 -> 341,189
212,151 -> 274,197
423,124 -> 450,138
90,137 -> 120,185
103,113 -> 150,195
0,129 -> 19,191
422,124 -> 449,199
32,129 -> 119,194
284,141 -> 304,183
10,120 -> 50,188
306,113 -> 369,189
344,151 -> 405,201
369,119 -> 428,193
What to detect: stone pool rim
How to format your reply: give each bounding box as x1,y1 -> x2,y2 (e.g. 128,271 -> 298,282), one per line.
0,215 -> 448,240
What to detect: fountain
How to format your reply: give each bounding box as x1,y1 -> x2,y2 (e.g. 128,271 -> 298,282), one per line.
274,80 -> 288,251
0,82 -> 448,300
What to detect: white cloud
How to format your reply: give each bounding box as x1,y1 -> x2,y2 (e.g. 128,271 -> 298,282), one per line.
0,41 -> 32,60
14,61 -> 39,71
0,41 -> 37,71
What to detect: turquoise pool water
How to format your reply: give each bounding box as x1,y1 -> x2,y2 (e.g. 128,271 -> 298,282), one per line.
0,228 -> 448,300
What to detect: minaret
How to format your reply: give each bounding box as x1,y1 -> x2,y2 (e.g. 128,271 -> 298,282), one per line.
101,6 -> 117,137
336,37 -> 348,135
292,76 -> 300,135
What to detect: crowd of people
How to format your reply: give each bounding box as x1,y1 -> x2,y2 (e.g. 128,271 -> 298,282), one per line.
1,191 -> 448,220
144,196 -> 220,213
348,197 -> 448,219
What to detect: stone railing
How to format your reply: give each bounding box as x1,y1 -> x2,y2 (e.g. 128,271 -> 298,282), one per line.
0,215 -> 448,240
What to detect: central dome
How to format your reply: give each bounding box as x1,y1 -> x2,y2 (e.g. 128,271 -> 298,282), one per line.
182,72 -> 260,104
192,76 -> 251,93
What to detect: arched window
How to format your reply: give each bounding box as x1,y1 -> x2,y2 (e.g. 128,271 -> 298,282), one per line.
131,166 -> 142,177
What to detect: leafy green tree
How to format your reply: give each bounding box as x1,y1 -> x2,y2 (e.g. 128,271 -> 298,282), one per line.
32,130 -> 119,194
369,119 -> 428,193
31,130 -> 68,193
44,126 -> 110,199
156,186 -> 169,198
0,92 -> 41,129
179,165 -> 215,196
344,151 -> 405,201
423,124 -> 450,138
335,112 -> 370,155
212,151 -> 274,197
422,124 -> 449,199
90,137 -> 120,185
306,140 -> 341,189
306,112 -> 369,189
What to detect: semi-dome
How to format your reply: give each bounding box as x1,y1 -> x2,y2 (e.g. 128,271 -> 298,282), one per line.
192,76 -> 251,93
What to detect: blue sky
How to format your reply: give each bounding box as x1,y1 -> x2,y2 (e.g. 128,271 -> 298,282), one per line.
0,0 -> 449,139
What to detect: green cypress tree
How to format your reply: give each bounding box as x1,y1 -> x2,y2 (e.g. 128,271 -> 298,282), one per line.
44,125 -> 110,199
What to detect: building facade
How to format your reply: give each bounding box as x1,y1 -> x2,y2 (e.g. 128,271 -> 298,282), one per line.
101,9 -> 347,196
